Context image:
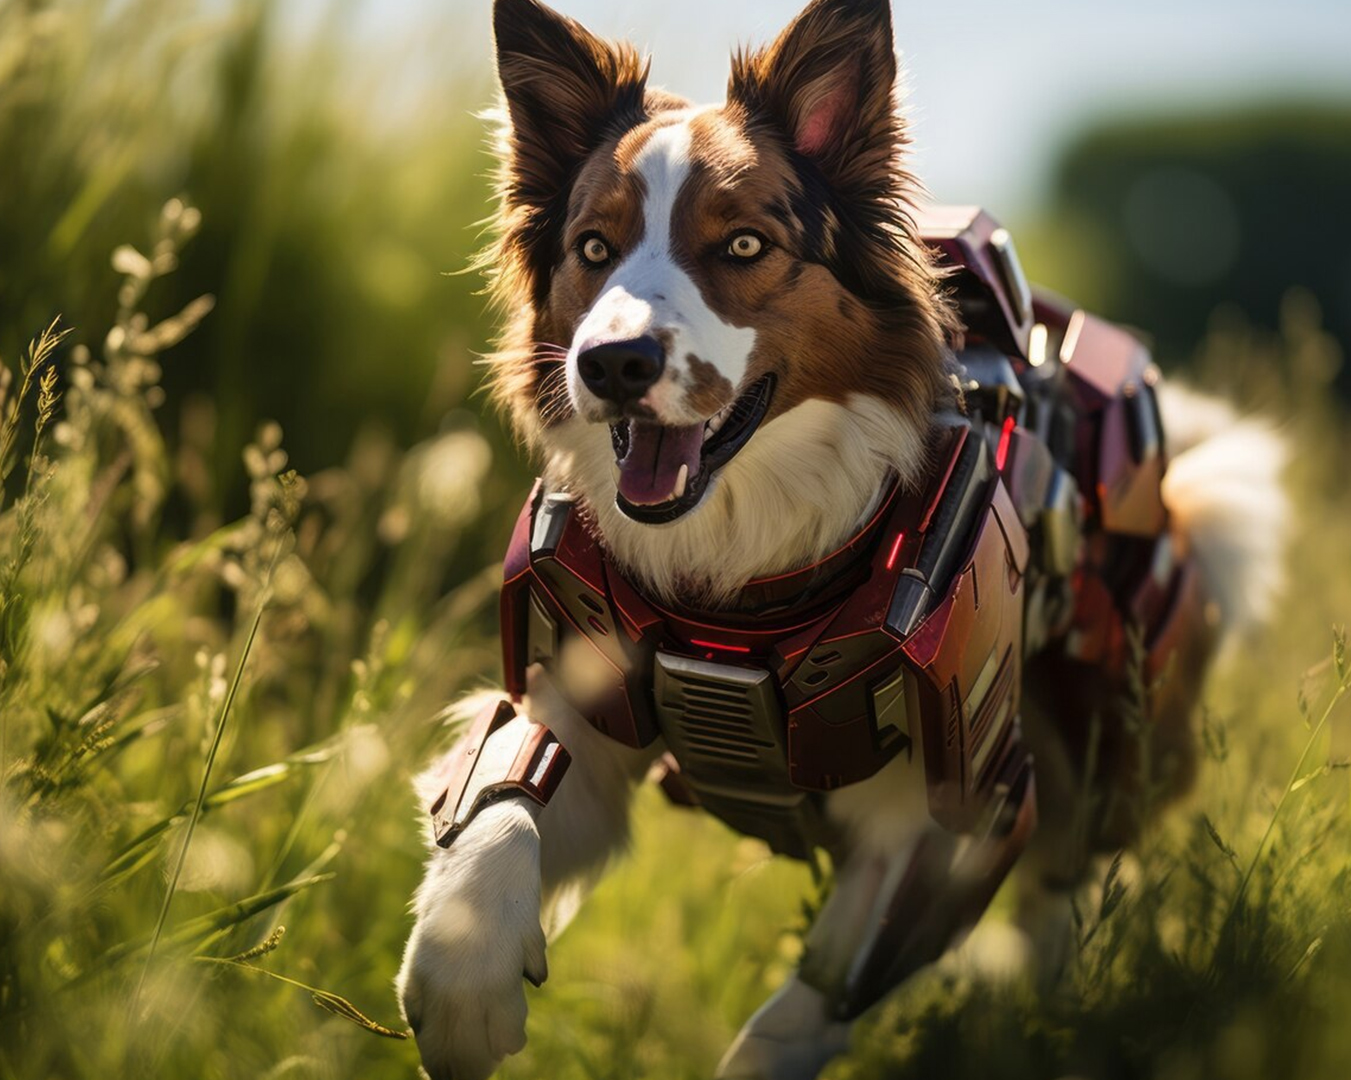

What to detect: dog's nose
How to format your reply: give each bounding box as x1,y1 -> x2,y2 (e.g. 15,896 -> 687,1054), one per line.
577,337 -> 665,403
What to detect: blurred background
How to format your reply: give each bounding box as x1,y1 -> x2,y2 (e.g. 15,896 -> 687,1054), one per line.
2,2 -> 1349,1079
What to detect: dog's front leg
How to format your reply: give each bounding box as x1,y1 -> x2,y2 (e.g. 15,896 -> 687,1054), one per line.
716,759 -> 934,1080
398,674 -> 657,1080
717,748 -> 1034,1080
714,851 -> 905,1080
399,793 -> 544,1080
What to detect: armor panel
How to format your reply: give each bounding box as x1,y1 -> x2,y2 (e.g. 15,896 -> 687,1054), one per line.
916,205 -> 1034,360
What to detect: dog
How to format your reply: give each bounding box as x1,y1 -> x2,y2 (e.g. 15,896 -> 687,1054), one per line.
395,1 -> 1288,1077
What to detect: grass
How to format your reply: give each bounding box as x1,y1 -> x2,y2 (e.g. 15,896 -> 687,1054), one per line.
1,4 -> 1349,1078
0,200 -> 493,1078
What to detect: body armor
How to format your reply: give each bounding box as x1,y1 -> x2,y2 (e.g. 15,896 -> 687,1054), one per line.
429,206 -> 1215,1014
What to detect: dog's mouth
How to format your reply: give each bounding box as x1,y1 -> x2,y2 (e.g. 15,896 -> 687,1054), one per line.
609,374 -> 776,524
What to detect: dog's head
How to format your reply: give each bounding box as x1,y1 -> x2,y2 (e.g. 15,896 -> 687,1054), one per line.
486,0 -> 956,602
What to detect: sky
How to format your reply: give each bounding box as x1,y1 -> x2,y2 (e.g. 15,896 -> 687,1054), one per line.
325,0 -> 1351,218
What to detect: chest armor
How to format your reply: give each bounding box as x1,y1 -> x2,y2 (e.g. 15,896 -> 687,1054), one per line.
497,207 -> 1198,863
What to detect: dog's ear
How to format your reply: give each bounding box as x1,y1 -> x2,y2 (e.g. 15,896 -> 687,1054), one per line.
494,0 -> 649,210
728,0 -> 899,182
728,0 -> 931,304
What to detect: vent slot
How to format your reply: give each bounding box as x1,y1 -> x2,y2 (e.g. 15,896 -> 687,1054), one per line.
669,674 -> 774,762
654,653 -> 785,775
652,651 -> 825,862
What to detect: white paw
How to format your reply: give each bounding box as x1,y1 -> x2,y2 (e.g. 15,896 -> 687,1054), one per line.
397,800 -> 548,1080
716,978 -> 851,1080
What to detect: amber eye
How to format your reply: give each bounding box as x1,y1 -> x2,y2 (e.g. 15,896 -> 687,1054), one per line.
579,234 -> 612,267
725,232 -> 765,260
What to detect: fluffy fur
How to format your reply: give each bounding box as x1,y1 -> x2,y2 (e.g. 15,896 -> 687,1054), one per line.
546,394 -> 929,604
396,2 -> 1288,1078
1158,382 -> 1290,633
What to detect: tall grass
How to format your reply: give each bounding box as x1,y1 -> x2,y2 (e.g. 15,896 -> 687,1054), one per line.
0,0 -> 512,509
0,201 -> 498,1078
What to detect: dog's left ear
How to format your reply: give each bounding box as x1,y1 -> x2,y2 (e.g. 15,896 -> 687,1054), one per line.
728,0 -> 899,182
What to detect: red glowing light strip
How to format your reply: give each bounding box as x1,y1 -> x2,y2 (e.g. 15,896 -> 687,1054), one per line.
995,415 -> 1016,471
690,638 -> 751,654
885,531 -> 906,570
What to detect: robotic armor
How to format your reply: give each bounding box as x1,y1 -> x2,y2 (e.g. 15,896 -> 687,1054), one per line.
427,207 -> 1216,1018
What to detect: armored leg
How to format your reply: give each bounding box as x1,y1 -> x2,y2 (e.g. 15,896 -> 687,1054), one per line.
716,978 -> 852,1080
804,751 -> 1037,1021
718,749 -> 1036,1080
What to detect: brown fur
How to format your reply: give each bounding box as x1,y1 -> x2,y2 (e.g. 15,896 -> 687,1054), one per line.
483,0 -> 677,439
686,356 -> 736,416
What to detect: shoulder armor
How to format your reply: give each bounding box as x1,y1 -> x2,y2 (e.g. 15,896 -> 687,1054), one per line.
917,209 -> 1166,539
918,205 -> 1034,362
1034,297 -> 1168,537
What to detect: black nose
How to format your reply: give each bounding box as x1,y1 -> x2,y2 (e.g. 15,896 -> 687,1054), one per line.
577,337 -> 665,403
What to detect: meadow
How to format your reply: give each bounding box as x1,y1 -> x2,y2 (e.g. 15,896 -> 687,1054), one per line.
2,3 -> 1349,1079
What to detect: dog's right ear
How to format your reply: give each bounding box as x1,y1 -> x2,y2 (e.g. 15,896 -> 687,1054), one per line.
728,0 -> 899,185
494,0 -> 648,211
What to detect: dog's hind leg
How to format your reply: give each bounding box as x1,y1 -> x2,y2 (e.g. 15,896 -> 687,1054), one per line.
398,670 -> 659,1080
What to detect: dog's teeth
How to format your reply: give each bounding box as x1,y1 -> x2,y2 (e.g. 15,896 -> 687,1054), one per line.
673,463 -> 688,500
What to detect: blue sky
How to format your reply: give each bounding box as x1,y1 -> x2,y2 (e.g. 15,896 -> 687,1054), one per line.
326,0 -> 1351,217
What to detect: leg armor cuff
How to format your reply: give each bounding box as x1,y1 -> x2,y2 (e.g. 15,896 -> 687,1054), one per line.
428,699 -> 571,849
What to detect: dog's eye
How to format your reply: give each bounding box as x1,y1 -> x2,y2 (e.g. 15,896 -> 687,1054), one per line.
725,232 -> 765,261
578,234 -> 612,267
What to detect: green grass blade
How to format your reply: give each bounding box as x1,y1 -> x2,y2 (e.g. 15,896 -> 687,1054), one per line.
74,872 -> 337,985
193,954 -> 408,1040
100,734 -> 349,887
129,547 -> 278,1020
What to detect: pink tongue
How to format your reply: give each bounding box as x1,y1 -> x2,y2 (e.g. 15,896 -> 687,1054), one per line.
617,422 -> 703,505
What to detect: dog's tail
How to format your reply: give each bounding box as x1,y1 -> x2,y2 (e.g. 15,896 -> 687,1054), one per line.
1157,382 -> 1291,637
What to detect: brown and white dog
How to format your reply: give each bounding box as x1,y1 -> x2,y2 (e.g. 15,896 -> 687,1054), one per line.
395,1 -> 1287,1077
